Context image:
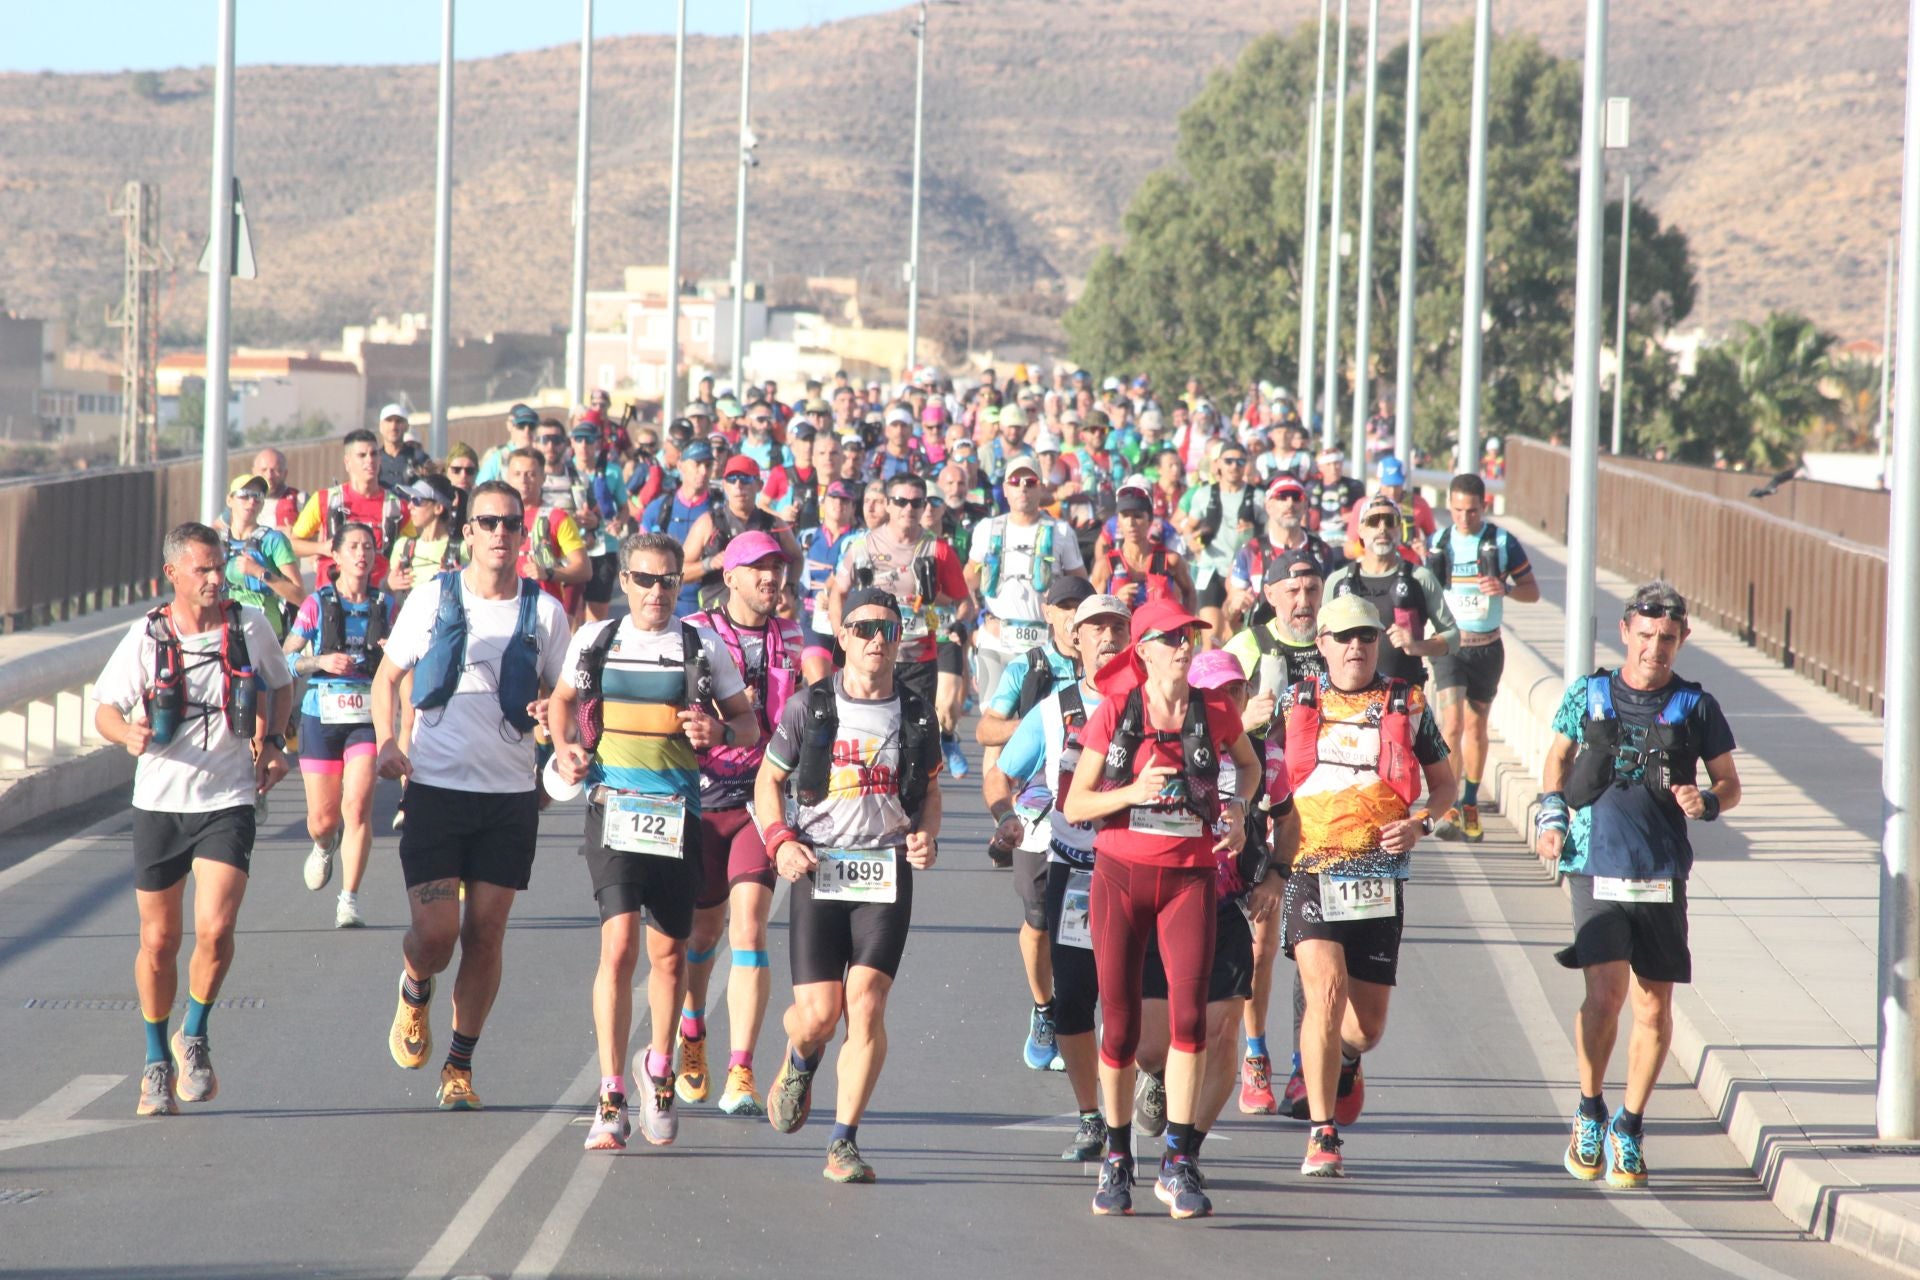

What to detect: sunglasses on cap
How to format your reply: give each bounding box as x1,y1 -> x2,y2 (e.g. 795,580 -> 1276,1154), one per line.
1327,627 -> 1380,644
847,617 -> 902,643
1629,602 -> 1688,622
471,514 -> 525,534
888,495 -> 928,510
624,569 -> 683,591
1143,626 -> 1200,649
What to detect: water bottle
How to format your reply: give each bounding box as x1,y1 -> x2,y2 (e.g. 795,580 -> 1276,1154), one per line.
147,655 -> 185,747
1477,534 -> 1501,583
228,667 -> 258,741
1103,696 -> 1144,785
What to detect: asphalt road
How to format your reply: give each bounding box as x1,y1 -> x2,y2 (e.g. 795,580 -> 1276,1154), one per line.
0,737 -> 1890,1280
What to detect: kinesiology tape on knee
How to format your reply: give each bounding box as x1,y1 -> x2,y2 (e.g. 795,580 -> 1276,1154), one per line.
731,948 -> 770,969
686,943 -> 719,966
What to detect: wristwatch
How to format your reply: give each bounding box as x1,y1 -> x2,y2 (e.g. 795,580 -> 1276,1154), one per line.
262,733 -> 287,751
1413,808 -> 1434,836
721,721 -> 736,747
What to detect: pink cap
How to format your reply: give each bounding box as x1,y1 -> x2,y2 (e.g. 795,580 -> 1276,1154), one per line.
1187,649 -> 1247,690
722,530 -> 785,572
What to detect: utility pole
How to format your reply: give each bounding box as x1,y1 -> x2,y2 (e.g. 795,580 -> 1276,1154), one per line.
1298,0 -> 1331,436
663,0 -> 687,422
200,0 -> 236,523
905,1 -> 930,380
1611,172 -> 1632,456
1319,0 -> 1352,448
1348,0 -> 1382,470
566,0 -> 592,412
1882,236 -> 1896,488
429,0 -> 453,457
730,0 -> 755,394
1392,0 -> 1423,468
1458,0 -> 1493,474
1564,0 -> 1609,684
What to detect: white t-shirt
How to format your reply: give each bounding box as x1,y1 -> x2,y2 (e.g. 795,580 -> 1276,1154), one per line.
969,513 -> 1084,652
93,604 -> 295,813
382,574 -> 572,793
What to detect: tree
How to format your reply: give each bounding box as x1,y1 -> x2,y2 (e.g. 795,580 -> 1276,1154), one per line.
130,71 -> 163,102
1064,22 -> 1698,456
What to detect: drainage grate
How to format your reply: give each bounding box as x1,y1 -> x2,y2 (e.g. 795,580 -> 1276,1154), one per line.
21,996 -> 265,1012
0,1189 -> 47,1205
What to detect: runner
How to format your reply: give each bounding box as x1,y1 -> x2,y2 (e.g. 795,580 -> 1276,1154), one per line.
1306,448 -> 1366,552
639,440 -> 718,616
503,448 -> 592,615
1060,598 -> 1260,1219
217,473 -> 303,642
674,533 -> 804,1119
1225,477 -> 1335,630
545,532 -> 757,1150
1536,581 -> 1739,1189
1277,594 -> 1454,1176
1175,443 -> 1260,643
289,430 -> 409,589
92,522 -> 295,1114
251,447 -> 304,534
1092,485 -> 1196,612
683,457 -> 803,614
756,587 -> 945,1183
370,480 -> 573,1111
477,404 -> 539,484
283,522 -> 396,927
1372,457 -> 1437,558
1328,494 -> 1458,687
375,403 -> 431,490
798,480 -> 860,686
440,445 -> 478,533
1427,473 -> 1540,841
388,475 -> 466,596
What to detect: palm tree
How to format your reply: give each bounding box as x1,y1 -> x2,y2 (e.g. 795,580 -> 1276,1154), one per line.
1821,354 -> 1882,451
1730,311 -> 1841,469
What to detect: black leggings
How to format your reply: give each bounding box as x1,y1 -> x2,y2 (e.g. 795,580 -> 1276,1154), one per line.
788,858 -> 916,985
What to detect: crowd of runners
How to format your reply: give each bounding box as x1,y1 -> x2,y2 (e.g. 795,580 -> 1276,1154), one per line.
94,367 -> 1741,1216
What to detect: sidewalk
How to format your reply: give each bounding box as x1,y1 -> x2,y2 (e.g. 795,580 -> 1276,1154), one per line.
1488,515 -> 1919,1275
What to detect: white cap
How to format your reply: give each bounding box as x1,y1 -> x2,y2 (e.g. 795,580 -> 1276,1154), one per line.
378,402 -> 408,422
1073,593 -> 1133,627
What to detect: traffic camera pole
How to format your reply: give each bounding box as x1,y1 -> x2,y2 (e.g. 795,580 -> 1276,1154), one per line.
1457,0 -> 1492,475
429,0 -> 453,458
200,0 -> 236,523
1564,0 -> 1608,684
1392,0 -> 1423,468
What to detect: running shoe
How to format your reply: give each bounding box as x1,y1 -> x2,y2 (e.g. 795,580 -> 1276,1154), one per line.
389,974 -> 433,1070
1155,1155 -> 1213,1219
1433,806 -> 1464,840
1238,1053 -> 1278,1114
303,828 -> 339,891
1091,1154 -> 1135,1216
675,1033 -> 710,1104
1133,1069 -> 1167,1137
1462,802 -> 1484,843
1022,1005 -> 1058,1071
169,1030 -> 217,1103
1605,1112 -> 1649,1189
1301,1123 -> 1345,1177
767,1056 -> 814,1134
334,894 -> 365,929
640,1069 -> 677,1146
1334,1057 -> 1365,1126
1565,1109 -> 1605,1181
584,1093 -> 631,1151
718,1064 -> 764,1117
136,1061 -> 178,1116
824,1137 -> 877,1184
1282,1062 -> 1310,1120
436,1064 -> 482,1111
1062,1112 -> 1108,1162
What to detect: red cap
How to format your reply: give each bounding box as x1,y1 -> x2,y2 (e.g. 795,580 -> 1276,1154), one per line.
1097,598 -> 1211,699
1268,477 -> 1306,500
579,408 -> 605,426
722,455 -> 763,480
1129,597 -> 1209,646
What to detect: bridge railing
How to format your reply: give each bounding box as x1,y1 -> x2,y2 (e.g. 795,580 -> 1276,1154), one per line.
1504,436 -> 1889,713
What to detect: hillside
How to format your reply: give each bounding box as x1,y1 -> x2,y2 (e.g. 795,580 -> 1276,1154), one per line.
0,0 -> 1902,354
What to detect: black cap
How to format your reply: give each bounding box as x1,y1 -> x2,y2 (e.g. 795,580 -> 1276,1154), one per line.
843,586 -> 902,619
790,422 -> 817,442
1045,575 -> 1096,608
1263,546 -> 1324,584
1116,486 -> 1153,514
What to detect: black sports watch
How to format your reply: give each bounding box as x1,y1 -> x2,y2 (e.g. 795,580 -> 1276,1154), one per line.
262,733 -> 287,751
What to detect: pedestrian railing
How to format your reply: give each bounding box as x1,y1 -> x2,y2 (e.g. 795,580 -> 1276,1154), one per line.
0,631 -> 122,773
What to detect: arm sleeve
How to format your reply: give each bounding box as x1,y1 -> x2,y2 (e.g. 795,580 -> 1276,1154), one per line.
996,709 -> 1047,783
1054,519 -> 1086,572
552,514 -> 588,557
266,530 -> 298,574
1697,694 -> 1737,760
934,543 -> 968,599
967,517 -> 996,566
987,656 -> 1030,716
1550,681 -> 1587,742
290,492 -> 324,540
289,594 -> 321,643
1504,535 -> 1533,580
1078,693 -> 1121,759
558,618 -> 608,694
1416,567 -> 1459,642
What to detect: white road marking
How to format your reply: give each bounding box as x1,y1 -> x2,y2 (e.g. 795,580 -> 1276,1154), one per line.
995,1111 -> 1229,1140
0,811 -> 134,897
0,1074 -> 139,1154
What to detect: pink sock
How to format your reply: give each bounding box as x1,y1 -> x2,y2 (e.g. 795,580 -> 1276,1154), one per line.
680,1012 -> 705,1041
601,1074 -> 625,1098
645,1048 -> 671,1081
728,1049 -> 752,1070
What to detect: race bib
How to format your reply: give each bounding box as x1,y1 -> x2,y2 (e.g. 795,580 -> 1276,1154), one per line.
1129,806 -> 1204,839
1057,869 -> 1093,949
1002,620 -> 1047,649
318,687 -> 373,725
602,792 -> 687,859
1593,876 -> 1673,904
1451,590 -> 1491,623
1318,873 -> 1399,922
901,611 -> 931,641
813,847 -> 898,903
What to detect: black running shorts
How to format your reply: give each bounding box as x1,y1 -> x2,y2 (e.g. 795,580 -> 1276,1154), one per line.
1014,844 -> 1049,931
1279,870 -> 1406,987
398,782 -> 539,892
1555,873 -> 1692,984
1430,637 -> 1505,705
582,796 -> 702,936
133,805 -> 256,892
788,857 -> 915,985
583,552 -> 619,604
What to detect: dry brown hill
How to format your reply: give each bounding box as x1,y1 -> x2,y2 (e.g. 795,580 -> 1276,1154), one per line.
0,0 -> 1901,354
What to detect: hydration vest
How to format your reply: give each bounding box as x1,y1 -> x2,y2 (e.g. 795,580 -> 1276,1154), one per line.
144,601 -> 256,743
1279,675 -> 1420,808
1330,557 -> 1428,641
848,533 -> 938,616
789,677 -> 936,823
323,485 -> 405,549
1427,521 -> 1513,630
392,533 -> 465,578
1251,625 -> 1327,704
571,619 -> 714,756
683,608 -> 800,778
778,465 -> 821,532
410,572 -> 544,734
1563,671 -> 1702,810
1013,644 -> 1073,719
983,518 -> 1055,598
1104,545 -> 1175,609
315,584 -> 392,676
1096,685 -> 1223,829
1192,482 -> 1261,548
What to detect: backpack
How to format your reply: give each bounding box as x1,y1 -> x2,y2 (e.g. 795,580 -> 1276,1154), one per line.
316,585 -> 392,675
324,485 -> 405,549
572,620 -> 714,755
1563,671 -> 1702,809
982,518 -> 1055,597
1013,644 -> 1069,719
1426,521 -> 1511,585
1330,557 -> 1427,639
789,677 -> 936,822
410,572 -> 543,734
144,600 -> 256,742
1278,675 -> 1420,807
1096,684 -> 1222,828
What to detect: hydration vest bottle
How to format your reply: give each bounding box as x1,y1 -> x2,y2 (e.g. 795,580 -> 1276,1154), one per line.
148,652 -> 185,746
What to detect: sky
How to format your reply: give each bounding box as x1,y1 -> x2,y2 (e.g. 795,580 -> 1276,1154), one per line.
5,1 -> 910,74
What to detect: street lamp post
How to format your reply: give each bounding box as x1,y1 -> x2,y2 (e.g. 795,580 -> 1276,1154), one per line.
1458,0 -> 1492,473
663,0 -> 687,422
1564,0 -> 1610,684
1348,0 -> 1382,469
1298,0 -> 1332,434
729,0 -> 755,394
905,2 -> 931,380
1320,0 -> 1352,448
1605,96 -> 1631,458
429,0 -> 453,458
200,0 -> 237,522
566,0 -> 593,412
1392,0 -> 1423,468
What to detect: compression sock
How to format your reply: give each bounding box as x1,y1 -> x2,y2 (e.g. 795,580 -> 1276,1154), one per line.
144,1014 -> 168,1065
831,1121 -> 858,1145
729,1049 -> 753,1070
182,992 -> 212,1039
445,1030 -> 478,1073
790,1045 -> 822,1074
1245,1034 -> 1269,1060
1616,1107 -> 1644,1137
401,971 -> 432,1008
1462,777 -> 1481,807
1107,1122 -> 1133,1160
1165,1121 -> 1197,1158
645,1048 -> 671,1081
602,1075 -> 626,1100
679,1006 -> 705,1042
1579,1094 -> 1608,1122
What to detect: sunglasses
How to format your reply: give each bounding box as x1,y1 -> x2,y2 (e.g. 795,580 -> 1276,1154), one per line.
1219,456 -> 1247,466
448,464 -> 476,476
1328,627 -> 1380,644
847,618 -> 902,642
1144,626 -> 1199,649
888,496 -> 928,510
1273,493 -> 1303,502
232,492 -> 264,502
624,570 -> 683,591
747,417 -> 773,426
633,438 -> 659,451
724,474 -> 760,486
471,514 -> 525,534
1630,603 -> 1688,622
1005,475 -> 1040,489
538,435 -> 567,445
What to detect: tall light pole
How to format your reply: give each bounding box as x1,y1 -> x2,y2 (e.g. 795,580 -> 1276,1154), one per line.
1298,0 -> 1332,434
200,0 -> 237,522
1392,0 -> 1423,468
904,1 -> 931,380
566,0 -> 593,412
1348,0 -> 1382,469
1319,0 -> 1352,448
1610,171 -> 1632,456
1881,236 -> 1896,488
429,0 -> 453,457
1458,0 -> 1493,473
663,0 -> 687,422
729,0 -> 755,394
1564,0 -> 1609,685
1880,0 -> 1920,1142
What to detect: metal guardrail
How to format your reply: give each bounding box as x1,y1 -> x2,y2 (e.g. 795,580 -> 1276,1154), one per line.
0,631 -> 123,773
